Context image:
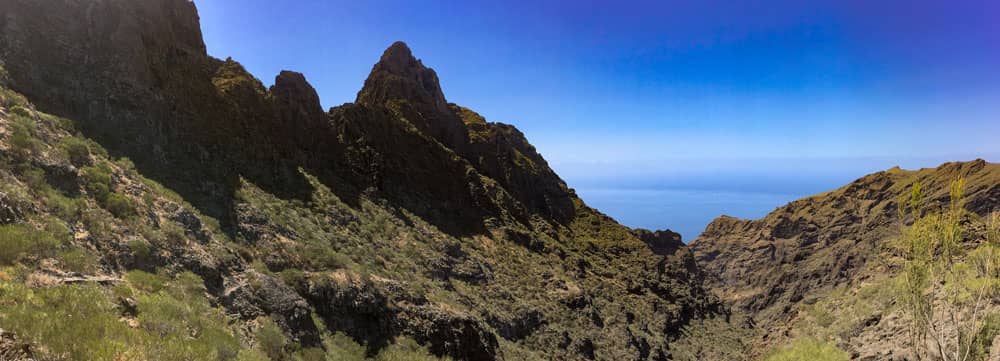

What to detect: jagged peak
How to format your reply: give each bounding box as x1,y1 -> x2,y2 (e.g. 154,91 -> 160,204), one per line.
356,41 -> 448,110
377,41 -> 420,74
270,70 -> 325,127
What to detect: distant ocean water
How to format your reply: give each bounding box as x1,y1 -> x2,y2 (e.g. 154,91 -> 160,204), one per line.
574,188 -> 804,242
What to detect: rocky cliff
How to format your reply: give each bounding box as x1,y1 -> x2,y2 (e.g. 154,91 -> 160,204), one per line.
690,160 -> 1000,358
0,0 -> 719,360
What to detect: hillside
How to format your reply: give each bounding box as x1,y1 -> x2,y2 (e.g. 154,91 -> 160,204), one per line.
691,160 -> 1000,359
0,0 -> 721,360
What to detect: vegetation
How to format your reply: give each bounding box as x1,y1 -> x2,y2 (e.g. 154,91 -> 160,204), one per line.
0,223 -> 61,265
763,338 -> 850,361
896,179 -> 1000,361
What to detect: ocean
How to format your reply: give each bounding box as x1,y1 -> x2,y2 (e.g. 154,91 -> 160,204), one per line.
574,187 -> 805,242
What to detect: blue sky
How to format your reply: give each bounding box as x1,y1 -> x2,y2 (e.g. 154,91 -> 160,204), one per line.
196,0 -> 999,235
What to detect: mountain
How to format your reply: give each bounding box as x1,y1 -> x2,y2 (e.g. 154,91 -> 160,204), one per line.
0,0 -> 720,360
690,160 -> 1000,359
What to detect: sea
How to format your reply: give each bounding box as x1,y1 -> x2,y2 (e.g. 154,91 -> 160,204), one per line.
575,187 -> 804,242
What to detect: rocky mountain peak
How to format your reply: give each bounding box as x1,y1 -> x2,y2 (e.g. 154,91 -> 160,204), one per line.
356,41 -> 468,150
270,70 -> 325,127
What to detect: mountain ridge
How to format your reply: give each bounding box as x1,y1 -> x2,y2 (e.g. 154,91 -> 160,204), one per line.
0,1 -> 719,360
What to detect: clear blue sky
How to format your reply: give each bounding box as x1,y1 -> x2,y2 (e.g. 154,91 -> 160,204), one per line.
196,0 -> 999,235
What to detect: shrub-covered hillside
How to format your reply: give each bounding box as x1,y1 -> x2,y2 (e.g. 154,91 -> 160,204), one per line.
0,1 -> 722,359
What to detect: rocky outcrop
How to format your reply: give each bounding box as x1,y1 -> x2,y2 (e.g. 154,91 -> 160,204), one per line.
633,229 -> 685,256
0,329 -> 34,361
356,42 -> 470,152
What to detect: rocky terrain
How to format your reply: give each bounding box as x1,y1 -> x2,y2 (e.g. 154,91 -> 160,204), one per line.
690,161 -> 1000,359
0,0 -> 722,360
1,1 -> 999,360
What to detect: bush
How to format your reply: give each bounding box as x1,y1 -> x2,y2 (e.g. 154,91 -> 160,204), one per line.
81,163 -> 114,200
58,248 -> 99,274
303,245 -> 351,270
128,239 -> 155,267
9,116 -> 42,159
0,224 -> 62,265
126,270 -> 168,293
105,192 -> 137,219
81,162 -> 137,219
256,318 -> 290,361
58,136 -> 92,166
763,338 -> 849,361
0,283 -> 132,360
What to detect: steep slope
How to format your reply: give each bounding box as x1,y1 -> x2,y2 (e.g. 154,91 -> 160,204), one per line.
0,1 -> 721,360
690,160 -> 1000,358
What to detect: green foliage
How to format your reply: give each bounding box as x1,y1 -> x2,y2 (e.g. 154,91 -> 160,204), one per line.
0,223 -> 62,265
0,282 -> 133,360
58,248 -> 99,274
256,318 -> 290,361
58,135 -> 93,166
303,244 -> 352,270
279,267 -> 308,291
763,338 -> 849,361
81,162 -> 137,219
964,314 -> 1000,361
81,162 -> 114,199
128,239 -> 155,266
9,114 -> 43,159
126,270 -> 168,293
0,85 -> 27,108
323,332 -> 368,361
105,192 -> 137,218
896,179 -> 1000,361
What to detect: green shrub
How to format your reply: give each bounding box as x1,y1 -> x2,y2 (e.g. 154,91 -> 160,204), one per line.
81,163 -> 113,199
105,192 -> 136,219
763,338 -> 849,361
126,269 -> 168,293
9,116 -> 42,159
0,283 -> 132,360
323,332 -> 367,361
279,268 -> 308,291
256,318 -> 290,361
303,245 -> 351,270
162,221 -> 188,244
0,224 -> 62,265
0,87 -> 27,108
965,313 -> 1000,361
58,136 -> 92,166
58,248 -> 99,274
128,239 -> 155,266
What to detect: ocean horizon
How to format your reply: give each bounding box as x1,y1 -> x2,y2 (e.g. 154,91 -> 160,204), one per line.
575,187 -> 806,241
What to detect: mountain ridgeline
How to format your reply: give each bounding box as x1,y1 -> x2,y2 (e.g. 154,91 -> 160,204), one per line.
0,0 -> 720,360
2,1 -> 1000,361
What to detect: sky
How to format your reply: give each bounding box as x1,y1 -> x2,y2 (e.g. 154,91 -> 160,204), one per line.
196,0 -> 1000,237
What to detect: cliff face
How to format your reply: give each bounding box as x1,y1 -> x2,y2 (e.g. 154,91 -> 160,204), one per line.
0,1 -> 720,360
690,160 -> 1000,356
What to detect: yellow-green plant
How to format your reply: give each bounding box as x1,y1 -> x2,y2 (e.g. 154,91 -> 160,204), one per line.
897,179 -> 1000,361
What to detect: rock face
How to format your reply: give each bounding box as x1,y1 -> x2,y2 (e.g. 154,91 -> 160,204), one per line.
691,160 -> 1000,346
0,1 -> 723,360
633,229 -> 685,256
357,42 -> 470,152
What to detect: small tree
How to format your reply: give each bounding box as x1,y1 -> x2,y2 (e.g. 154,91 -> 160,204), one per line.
898,178 -> 1000,361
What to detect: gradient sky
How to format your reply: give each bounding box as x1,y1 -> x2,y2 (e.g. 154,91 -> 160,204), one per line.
196,0 -> 999,235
